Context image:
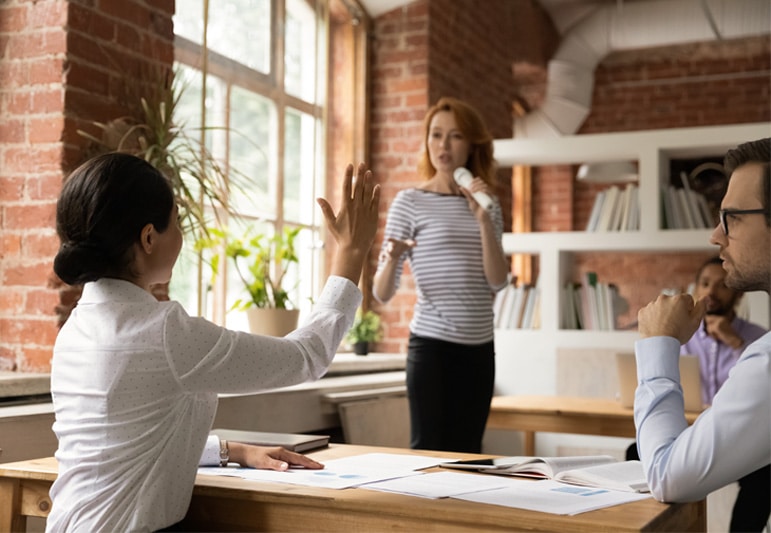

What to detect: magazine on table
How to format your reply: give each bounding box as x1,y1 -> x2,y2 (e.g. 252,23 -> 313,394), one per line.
440,455 -> 649,493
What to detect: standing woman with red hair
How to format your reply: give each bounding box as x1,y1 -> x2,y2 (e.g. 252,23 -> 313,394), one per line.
373,97 -> 509,453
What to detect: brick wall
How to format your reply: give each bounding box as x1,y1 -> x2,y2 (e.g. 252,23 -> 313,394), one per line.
0,0 -> 174,372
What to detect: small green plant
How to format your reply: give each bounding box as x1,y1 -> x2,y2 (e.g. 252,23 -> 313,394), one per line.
345,309 -> 383,345
196,225 -> 301,310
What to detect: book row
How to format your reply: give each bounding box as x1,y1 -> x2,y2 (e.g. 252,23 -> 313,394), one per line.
493,282 -> 541,330
562,272 -> 620,331
585,183 -> 639,232
661,172 -> 716,230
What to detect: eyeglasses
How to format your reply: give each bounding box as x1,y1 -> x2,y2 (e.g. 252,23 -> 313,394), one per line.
719,208 -> 769,236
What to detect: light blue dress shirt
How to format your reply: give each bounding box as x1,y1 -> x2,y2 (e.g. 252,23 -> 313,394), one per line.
634,332 -> 771,502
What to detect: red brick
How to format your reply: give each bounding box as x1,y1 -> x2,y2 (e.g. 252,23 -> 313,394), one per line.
3,203 -> 56,231
0,317 -> 58,346
0,176 -> 25,202
0,119 -> 25,143
0,234 -> 22,259
23,232 -> 60,260
29,115 -> 64,143
18,346 -> 55,371
0,287 -> 24,314
0,5 -> 27,33
29,0 -> 68,29
4,261 -> 57,287
25,288 -> 60,316
30,57 -> 65,85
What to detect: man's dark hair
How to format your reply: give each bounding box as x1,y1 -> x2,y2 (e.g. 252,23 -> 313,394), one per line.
724,137 -> 771,225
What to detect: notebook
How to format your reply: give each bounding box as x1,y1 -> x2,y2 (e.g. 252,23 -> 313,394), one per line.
615,352 -> 704,412
210,429 -> 330,453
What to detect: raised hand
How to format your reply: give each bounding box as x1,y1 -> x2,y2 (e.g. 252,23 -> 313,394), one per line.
316,163 -> 381,284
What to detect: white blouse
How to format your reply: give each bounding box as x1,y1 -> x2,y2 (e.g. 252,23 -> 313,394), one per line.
47,276 -> 360,532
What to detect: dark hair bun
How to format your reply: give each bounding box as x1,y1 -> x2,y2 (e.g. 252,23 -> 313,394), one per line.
53,242 -> 112,285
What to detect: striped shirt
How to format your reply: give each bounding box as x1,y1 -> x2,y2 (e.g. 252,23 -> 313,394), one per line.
377,188 -> 507,345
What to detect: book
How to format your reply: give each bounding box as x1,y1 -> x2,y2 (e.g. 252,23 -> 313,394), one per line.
440,455 -> 649,493
493,283 -> 513,329
211,428 -> 330,453
585,190 -> 605,232
596,185 -> 620,231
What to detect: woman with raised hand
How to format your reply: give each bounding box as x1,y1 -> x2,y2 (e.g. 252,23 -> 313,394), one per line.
47,153 -> 380,532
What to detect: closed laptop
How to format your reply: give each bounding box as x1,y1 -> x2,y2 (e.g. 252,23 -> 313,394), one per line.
615,352 -> 704,412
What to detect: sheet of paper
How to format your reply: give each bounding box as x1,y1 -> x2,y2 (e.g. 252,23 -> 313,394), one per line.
198,464 -> 422,489
197,453 -> 444,490
321,453 -> 450,472
362,471 -> 514,499
454,479 -> 651,515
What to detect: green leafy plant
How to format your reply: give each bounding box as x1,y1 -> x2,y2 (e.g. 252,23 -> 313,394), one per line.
196,225 -> 301,310
77,67 -> 249,242
345,309 -> 383,345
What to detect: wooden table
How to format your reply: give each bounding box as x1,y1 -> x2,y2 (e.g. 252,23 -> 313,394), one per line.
1,444 -> 705,532
488,395 -> 701,456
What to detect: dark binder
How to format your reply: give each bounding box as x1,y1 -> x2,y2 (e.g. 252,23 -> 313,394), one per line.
210,428 -> 330,453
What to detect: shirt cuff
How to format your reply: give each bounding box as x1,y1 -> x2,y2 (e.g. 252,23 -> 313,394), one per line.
317,275 -> 362,318
635,336 -> 681,381
199,434 -> 222,466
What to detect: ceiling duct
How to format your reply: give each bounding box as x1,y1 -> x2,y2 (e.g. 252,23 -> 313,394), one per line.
516,0 -> 771,138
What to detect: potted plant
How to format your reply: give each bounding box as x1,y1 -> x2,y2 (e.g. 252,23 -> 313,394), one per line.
196,225 -> 302,336
345,309 -> 383,356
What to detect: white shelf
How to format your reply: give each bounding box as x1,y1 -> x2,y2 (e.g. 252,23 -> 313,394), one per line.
493,123 -> 771,166
502,229 -> 715,253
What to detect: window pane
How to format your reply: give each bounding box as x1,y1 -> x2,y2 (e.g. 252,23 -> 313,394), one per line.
176,0 -> 271,74
169,242 -> 202,315
285,0 -> 317,101
229,86 -> 276,218
173,0 -> 205,45
284,108 -> 318,225
210,0 -> 271,73
293,226 -> 322,319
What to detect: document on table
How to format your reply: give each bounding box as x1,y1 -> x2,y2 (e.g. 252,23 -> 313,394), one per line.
197,453 -> 449,490
454,479 -> 651,515
363,471 -> 514,499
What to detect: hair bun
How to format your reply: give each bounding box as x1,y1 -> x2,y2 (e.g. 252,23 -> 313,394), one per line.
53,241 -> 111,285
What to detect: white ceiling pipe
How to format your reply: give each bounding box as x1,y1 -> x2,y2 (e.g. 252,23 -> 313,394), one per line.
515,0 -> 771,138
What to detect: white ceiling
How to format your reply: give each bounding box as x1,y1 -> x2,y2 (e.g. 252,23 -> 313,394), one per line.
357,0 -> 609,31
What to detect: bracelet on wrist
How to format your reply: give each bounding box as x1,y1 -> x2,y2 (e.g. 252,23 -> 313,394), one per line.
219,439 -> 229,467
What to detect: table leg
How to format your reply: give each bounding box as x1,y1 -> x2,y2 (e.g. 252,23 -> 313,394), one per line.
0,477 -> 26,533
524,431 -> 535,456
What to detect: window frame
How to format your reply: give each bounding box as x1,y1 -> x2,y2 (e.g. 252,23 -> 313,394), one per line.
172,0 -> 333,326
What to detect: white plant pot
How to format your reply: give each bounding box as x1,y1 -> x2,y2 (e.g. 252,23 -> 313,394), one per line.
246,308 -> 300,337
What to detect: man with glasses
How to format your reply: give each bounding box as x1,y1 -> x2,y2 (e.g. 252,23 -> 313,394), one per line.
633,137 -> 770,531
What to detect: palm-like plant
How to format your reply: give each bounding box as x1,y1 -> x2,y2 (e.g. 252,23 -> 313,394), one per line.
77,68 -> 239,242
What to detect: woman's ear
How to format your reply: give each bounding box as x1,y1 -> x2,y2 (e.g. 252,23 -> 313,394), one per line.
139,223 -> 156,254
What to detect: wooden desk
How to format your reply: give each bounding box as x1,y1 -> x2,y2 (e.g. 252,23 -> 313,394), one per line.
488,395 -> 701,456
0,444 -> 705,532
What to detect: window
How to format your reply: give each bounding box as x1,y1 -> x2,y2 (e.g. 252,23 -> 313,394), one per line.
172,0 -> 328,329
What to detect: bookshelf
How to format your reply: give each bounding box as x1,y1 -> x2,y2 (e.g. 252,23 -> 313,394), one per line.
490,122 -> 770,397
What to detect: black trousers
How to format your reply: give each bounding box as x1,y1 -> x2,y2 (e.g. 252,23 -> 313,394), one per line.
406,333 -> 495,453
626,443 -> 770,532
